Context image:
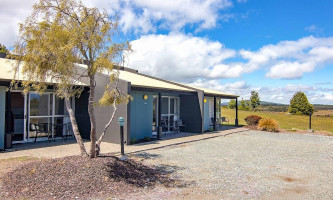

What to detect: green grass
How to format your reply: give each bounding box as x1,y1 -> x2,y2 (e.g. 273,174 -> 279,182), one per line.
223,108 -> 333,133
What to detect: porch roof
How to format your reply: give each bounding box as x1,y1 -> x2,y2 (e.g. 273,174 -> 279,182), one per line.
187,85 -> 239,99
0,58 -> 86,86
117,70 -> 196,92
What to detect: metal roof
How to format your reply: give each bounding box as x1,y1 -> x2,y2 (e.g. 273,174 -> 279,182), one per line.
187,85 -> 239,98
118,70 -> 195,92
0,58 -> 86,85
1,58 -> 238,97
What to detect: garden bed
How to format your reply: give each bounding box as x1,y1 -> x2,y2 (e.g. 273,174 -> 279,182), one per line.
0,155 -> 176,199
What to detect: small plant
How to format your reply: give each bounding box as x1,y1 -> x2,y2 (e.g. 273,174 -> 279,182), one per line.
0,43 -> 9,54
143,137 -> 151,142
258,118 -> 279,132
244,115 -> 262,125
130,138 -> 137,144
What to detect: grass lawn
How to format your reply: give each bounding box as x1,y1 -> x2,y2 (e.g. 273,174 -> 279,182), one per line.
222,108 -> 333,133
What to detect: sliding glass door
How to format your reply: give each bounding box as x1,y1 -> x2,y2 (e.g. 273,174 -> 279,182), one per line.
161,97 -> 180,133
27,92 -> 71,141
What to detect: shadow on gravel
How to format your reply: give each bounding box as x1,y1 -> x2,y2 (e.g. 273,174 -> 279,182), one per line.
132,152 -> 161,160
105,156 -> 190,188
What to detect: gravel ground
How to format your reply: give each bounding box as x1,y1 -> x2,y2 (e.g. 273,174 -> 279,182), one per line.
132,130 -> 333,200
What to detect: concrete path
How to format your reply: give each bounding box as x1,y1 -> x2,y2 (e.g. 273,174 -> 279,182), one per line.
0,127 -> 247,159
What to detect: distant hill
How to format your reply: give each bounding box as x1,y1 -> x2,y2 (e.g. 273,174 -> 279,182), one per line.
260,101 -> 286,106
222,100 -> 286,106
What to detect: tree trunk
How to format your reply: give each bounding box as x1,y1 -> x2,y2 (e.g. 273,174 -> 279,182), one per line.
95,100 -> 117,156
88,75 -> 97,158
65,97 -> 89,157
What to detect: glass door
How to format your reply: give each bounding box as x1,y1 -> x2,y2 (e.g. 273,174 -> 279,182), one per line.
161,96 -> 180,133
28,92 -> 53,140
27,92 -> 71,141
10,92 -> 25,142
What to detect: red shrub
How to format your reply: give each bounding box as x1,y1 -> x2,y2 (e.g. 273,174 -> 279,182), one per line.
244,115 -> 262,125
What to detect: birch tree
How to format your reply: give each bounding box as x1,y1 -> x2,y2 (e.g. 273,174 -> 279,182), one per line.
12,0 -> 131,158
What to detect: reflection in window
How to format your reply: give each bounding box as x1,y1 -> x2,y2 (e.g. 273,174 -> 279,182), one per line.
170,99 -> 175,114
55,97 -> 65,115
30,93 -> 51,116
161,98 -> 168,114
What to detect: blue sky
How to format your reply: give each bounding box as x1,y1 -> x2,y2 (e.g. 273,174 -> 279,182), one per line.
1,0 -> 333,104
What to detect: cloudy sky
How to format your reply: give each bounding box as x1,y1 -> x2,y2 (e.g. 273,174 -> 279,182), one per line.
1,0 -> 333,104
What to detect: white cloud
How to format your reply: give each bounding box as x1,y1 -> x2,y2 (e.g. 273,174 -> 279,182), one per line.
128,34 -> 333,82
266,61 -> 315,79
127,34 -> 238,82
240,36 -> 333,79
83,0 -> 234,34
305,25 -> 318,33
0,0 -> 37,47
190,80 -> 333,104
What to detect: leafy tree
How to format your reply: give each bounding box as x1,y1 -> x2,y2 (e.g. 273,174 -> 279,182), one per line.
250,90 -> 260,110
0,43 -> 9,54
239,98 -> 250,111
13,0 -> 131,158
228,99 -> 236,109
288,92 -> 314,115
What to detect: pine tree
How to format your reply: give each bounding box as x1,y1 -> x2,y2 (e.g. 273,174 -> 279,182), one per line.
288,92 -> 314,115
250,90 -> 260,111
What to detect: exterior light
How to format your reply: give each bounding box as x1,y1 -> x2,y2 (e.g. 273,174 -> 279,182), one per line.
143,94 -> 148,100
118,117 -> 125,127
204,98 -> 207,103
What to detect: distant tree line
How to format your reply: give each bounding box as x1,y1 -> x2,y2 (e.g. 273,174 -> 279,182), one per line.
226,91 -> 325,115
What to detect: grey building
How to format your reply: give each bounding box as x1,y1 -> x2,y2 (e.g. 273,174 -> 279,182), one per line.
0,57 -> 238,148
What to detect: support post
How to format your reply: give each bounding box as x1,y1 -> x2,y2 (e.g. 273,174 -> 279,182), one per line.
235,97 -> 239,126
120,126 -> 124,155
157,92 -> 162,138
213,96 -> 217,131
309,113 -> 312,130
118,117 -> 126,160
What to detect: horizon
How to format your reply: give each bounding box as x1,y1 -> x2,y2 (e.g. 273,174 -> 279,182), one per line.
1,0 -> 333,105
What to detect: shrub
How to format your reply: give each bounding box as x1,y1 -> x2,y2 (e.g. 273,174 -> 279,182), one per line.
258,118 -> 279,132
244,115 -> 262,125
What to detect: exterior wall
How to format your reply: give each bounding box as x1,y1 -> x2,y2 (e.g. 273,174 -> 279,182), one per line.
94,73 -> 130,144
179,92 -> 203,133
74,66 -> 130,144
0,86 -> 5,149
129,91 -> 154,141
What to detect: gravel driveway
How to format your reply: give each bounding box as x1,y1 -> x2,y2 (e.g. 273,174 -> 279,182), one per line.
132,130 -> 333,200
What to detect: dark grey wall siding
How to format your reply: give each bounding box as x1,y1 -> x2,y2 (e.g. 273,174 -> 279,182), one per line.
75,88 -> 90,139
74,66 -> 130,144
180,93 -> 203,133
93,72 -> 130,144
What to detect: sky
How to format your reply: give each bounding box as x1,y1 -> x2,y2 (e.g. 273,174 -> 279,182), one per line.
1,0 -> 333,104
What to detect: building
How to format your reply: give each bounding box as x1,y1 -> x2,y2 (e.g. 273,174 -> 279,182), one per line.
0,57 -> 239,149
